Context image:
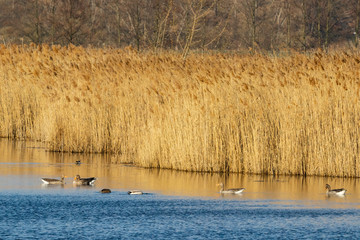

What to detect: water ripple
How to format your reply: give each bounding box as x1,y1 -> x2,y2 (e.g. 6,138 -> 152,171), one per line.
0,192 -> 359,239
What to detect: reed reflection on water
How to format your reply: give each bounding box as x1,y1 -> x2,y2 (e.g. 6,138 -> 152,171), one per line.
1,139 -> 360,207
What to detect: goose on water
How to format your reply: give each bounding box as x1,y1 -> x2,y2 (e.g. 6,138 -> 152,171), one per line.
73,175 -> 97,185
325,184 -> 346,195
127,190 -> 143,195
217,183 -> 245,194
41,175 -> 66,185
100,188 -> 111,193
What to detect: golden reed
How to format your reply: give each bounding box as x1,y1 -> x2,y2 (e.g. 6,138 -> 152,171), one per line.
0,44 -> 360,177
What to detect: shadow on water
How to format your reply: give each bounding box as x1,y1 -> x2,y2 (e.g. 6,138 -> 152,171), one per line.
1,139 -> 360,208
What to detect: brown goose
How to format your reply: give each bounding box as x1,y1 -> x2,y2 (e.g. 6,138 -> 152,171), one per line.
73,175 -> 96,185
217,183 -> 245,194
41,175 -> 66,185
325,184 -> 346,195
100,189 -> 111,194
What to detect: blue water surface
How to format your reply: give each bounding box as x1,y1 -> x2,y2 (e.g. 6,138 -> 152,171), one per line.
0,188 -> 359,240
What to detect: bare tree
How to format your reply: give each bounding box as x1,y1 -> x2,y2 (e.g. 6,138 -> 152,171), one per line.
14,0 -> 46,44
182,0 -> 216,58
56,0 -> 91,45
199,0 -> 233,51
292,0 -> 312,51
151,0 -> 173,51
122,0 -> 148,50
106,0 -> 126,47
43,0 -> 59,45
284,0 -> 293,49
355,0 -> 360,47
240,0 -> 268,51
349,0 -> 360,47
312,0 -> 349,50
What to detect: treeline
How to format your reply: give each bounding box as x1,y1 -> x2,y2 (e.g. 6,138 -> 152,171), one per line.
0,0 -> 359,54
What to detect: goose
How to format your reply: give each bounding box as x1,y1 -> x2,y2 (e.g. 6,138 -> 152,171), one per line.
217,183 -> 245,194
325,184 -> 346,195
127,190 -> 143,195
100,189 -> 111,194
41,175 -> 66,185
73,175 -> 96,185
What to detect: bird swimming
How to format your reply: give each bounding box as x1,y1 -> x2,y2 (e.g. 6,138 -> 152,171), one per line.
127,190 -> 143,195
100,189 -> 111,193
217,183 -> 245,194
325,184 -> 346,195
41,175 -> 66,185
73,175 -> 96,185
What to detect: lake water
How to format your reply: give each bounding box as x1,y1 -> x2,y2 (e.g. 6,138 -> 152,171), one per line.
1,139 -> 360,239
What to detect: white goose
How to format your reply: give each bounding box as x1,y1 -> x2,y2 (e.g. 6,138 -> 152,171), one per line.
127,190 -> 143,195
325,184 -> 346,196
217,183 -> 245,194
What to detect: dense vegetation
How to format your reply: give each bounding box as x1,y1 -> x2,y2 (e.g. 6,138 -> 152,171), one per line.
0,44 -> 360,177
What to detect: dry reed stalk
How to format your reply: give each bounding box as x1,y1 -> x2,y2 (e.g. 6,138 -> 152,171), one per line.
0,45 -> 360,177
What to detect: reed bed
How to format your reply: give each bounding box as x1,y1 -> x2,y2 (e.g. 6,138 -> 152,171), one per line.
0,44 -> 360,177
